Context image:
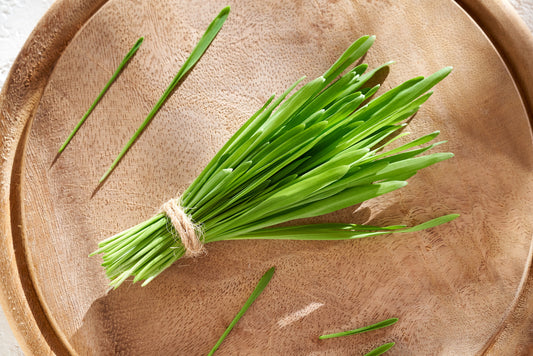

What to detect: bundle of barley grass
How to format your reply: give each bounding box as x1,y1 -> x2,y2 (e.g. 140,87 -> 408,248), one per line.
92,34 -> 458,288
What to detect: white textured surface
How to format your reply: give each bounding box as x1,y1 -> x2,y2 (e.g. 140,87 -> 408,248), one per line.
510,0 -> 533,30
0,0 -> 531,354
0,2 -> 55,355
0,0 -> 55,86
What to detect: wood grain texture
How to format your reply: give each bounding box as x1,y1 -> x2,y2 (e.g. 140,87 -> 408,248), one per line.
0,1 -> 111,354
1,0 -> 532,355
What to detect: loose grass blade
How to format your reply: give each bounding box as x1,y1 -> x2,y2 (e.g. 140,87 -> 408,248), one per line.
319,318 -> 398,339
58,37 -> 144,153
99,7 -> 230,182
364,342 -> 395,356
207,267 -> 275,356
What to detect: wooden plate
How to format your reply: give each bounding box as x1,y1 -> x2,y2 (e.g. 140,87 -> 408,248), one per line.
1,0 -> 532,354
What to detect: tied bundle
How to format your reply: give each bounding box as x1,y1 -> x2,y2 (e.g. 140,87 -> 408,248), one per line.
92,35 -> 458,288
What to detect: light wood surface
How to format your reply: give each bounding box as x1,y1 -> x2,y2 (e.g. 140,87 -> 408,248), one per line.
1,0 -> 532,355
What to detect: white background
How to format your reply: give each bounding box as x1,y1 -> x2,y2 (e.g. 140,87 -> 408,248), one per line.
0,0 -> 531,354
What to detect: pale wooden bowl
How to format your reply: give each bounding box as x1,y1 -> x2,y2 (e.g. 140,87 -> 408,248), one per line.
0,0 -> 532,354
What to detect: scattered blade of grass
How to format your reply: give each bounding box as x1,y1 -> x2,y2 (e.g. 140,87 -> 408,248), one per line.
319,318 -> 398,339
99,7 -> 230,182
58,37 -> 144,154
364,342 -> 395,356
323,35 -> 375,83
394,213 -> 460,233
235,214 -> 460,244
207,266 -> 275,356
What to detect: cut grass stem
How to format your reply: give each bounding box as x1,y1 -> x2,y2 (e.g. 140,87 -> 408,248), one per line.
58,37 -> 144,154
207,266 -> 275,356
99,7 -> 230,182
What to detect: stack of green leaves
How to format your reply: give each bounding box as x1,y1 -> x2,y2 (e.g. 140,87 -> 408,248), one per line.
92,34 -> 458,288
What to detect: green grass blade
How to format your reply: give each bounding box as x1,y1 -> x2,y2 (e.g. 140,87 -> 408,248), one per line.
188,166 -> 238,209
364,342 -> 395,356
207,267 -> 275,356
353,61 -> 394,90
191,161 -> 253,217
191,77 -> 305,194
229,214 -> 459,241
232,165 -> 350,228
264,223 -> 407,232
359,152 -> 454,185
99,7 -> 230,182
281,61 -> 383,132
323,35 -> 375,82
58,37 -> 144,154
229,227 -> 399,241
221,181 -> 407,239
257,76 -> 327,142
395,213 -> 460,232
292,180 -> 406,218
93,33 -> 458,287
319,318 -> 398,339
368,131 -> 440,160
191,122 -> 329,221
297,147 -> 369,180
290,70 -> 358,125
182,94 -> 275,204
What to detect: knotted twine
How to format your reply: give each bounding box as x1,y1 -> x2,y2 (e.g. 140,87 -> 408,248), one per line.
160,198 -> 205,257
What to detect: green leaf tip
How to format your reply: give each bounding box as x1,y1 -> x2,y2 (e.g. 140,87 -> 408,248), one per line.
207,266 -> 275,356
265,266 -> 275,276
99,7 -> 230,183
220,5 -> 231,15
434,66 -> 453,80
133,36 -> 144,48
364,342 -> 395,356
57,36 -> 144,154
399,213 -> 459,233
319,317 -> 398,340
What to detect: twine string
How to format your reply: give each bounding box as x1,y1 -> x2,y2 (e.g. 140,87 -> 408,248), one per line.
160,198 -> 205,257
